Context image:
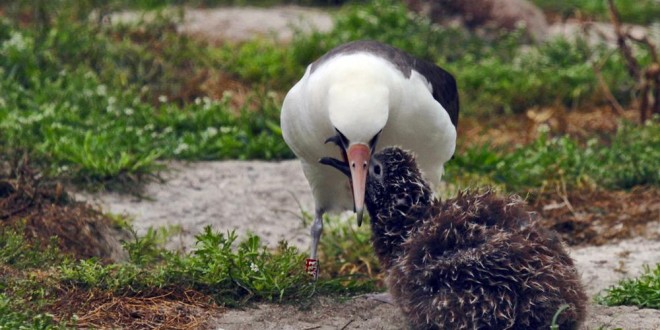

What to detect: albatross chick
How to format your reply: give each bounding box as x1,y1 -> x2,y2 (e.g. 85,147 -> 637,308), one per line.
322,146 -> 587,329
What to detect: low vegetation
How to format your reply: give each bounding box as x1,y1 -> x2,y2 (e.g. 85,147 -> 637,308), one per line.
449,121 -> 660,192
1,0 -> 659,327
1,0 -> 653,185
226,0 -> 642,114
1,221 -> 376,328
0,10 -> 290,188
598,264 -> 660,309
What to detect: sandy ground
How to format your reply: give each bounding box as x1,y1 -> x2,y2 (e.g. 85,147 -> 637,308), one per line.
214,301 -> 660,330
83,160 -> 314,252
82,160 -> 660,329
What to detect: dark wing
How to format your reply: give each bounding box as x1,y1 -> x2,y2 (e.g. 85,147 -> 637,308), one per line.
411,58 -> 460,130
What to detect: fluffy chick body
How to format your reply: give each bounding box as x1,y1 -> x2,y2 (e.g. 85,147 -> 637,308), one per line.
364,147 -> 587,330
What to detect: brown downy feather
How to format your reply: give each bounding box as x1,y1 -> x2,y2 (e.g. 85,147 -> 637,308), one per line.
364,147 -> 587,330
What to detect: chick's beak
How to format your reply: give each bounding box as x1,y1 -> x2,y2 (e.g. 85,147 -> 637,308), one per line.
347,143 -> 370,226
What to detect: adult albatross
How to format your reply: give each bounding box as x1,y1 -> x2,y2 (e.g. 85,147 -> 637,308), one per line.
281,40 -> 459,278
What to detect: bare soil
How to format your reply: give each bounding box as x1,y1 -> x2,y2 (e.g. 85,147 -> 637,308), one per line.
81,159 -> 660,329
458,106 -> 641,151
214,298 -> 660,330
81,160 -> 314,253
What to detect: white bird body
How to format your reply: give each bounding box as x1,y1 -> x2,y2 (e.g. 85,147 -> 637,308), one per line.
280,41 -> 459,278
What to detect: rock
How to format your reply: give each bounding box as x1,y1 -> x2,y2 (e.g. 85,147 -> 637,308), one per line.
102,6 -> 334,43
404,0 -> 550,41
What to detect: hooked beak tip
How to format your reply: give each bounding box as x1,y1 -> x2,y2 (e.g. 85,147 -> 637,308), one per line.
356,208 -> 364,227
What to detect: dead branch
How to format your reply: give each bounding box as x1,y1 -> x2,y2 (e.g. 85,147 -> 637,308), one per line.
626,34 -> 659,64
649,63 -> 660,118
582,23 -> 626,116
591,47 -> 626,116
606,0 -> 660,123
607,0 -> 640,80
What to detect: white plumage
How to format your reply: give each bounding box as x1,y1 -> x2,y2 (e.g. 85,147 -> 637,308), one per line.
280,40 -> 459,278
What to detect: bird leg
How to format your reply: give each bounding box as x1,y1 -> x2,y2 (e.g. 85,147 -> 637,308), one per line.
307,208 -> 324,280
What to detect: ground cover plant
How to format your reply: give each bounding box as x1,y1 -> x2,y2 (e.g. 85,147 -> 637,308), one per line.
1,0 -> 660,327
0,223 -> 377,328
0,0 -> 651,186
447,121 -> 660,192
0,3 -> 292,188
598,264 -> 660,309
0,172 -> 377,328
223,0 -> 643,114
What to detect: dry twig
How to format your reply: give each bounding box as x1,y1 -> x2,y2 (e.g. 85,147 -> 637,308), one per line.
606,0 -> 660,122
49,287 -> 220,330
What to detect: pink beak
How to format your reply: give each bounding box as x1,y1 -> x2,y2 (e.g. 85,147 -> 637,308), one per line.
347,143 -> 370,226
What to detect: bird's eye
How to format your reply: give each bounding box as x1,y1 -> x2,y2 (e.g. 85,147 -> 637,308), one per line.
369,159 -> 384,180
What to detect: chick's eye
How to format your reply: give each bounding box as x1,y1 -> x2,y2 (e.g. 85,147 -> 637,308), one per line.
369,160 -> 384,179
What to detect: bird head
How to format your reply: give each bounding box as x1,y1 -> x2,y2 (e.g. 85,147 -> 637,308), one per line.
363,147 -> 432,222
319,83 -> 389,226
321,146 -> 432,226
319,128 -> 380,226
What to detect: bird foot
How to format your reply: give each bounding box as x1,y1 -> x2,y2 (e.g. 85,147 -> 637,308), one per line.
361,292 -> 393,304
305,258 -> 319,280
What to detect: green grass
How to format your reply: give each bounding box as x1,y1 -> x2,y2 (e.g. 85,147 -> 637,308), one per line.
550,304 -> 570,330
0,294 -> 64,330
1,0 -> 653,186
598,263 -> 660,309
0,223 -> 374,316
58,228 -> 308,305
0,8 -> 292,187
0,224 -> 65,270
0,221 -> 377,326
447,120 -> 660,192
450,36 -> 635,114
223,0 -> 641,114
221,0 -> 517,89
317,214 -> 382,283
56,226 -> 375,305
0,226 -> 69,329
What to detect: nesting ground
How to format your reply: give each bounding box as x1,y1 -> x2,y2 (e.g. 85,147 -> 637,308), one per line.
80,5 -> 660,329
82,159 -> 660,330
